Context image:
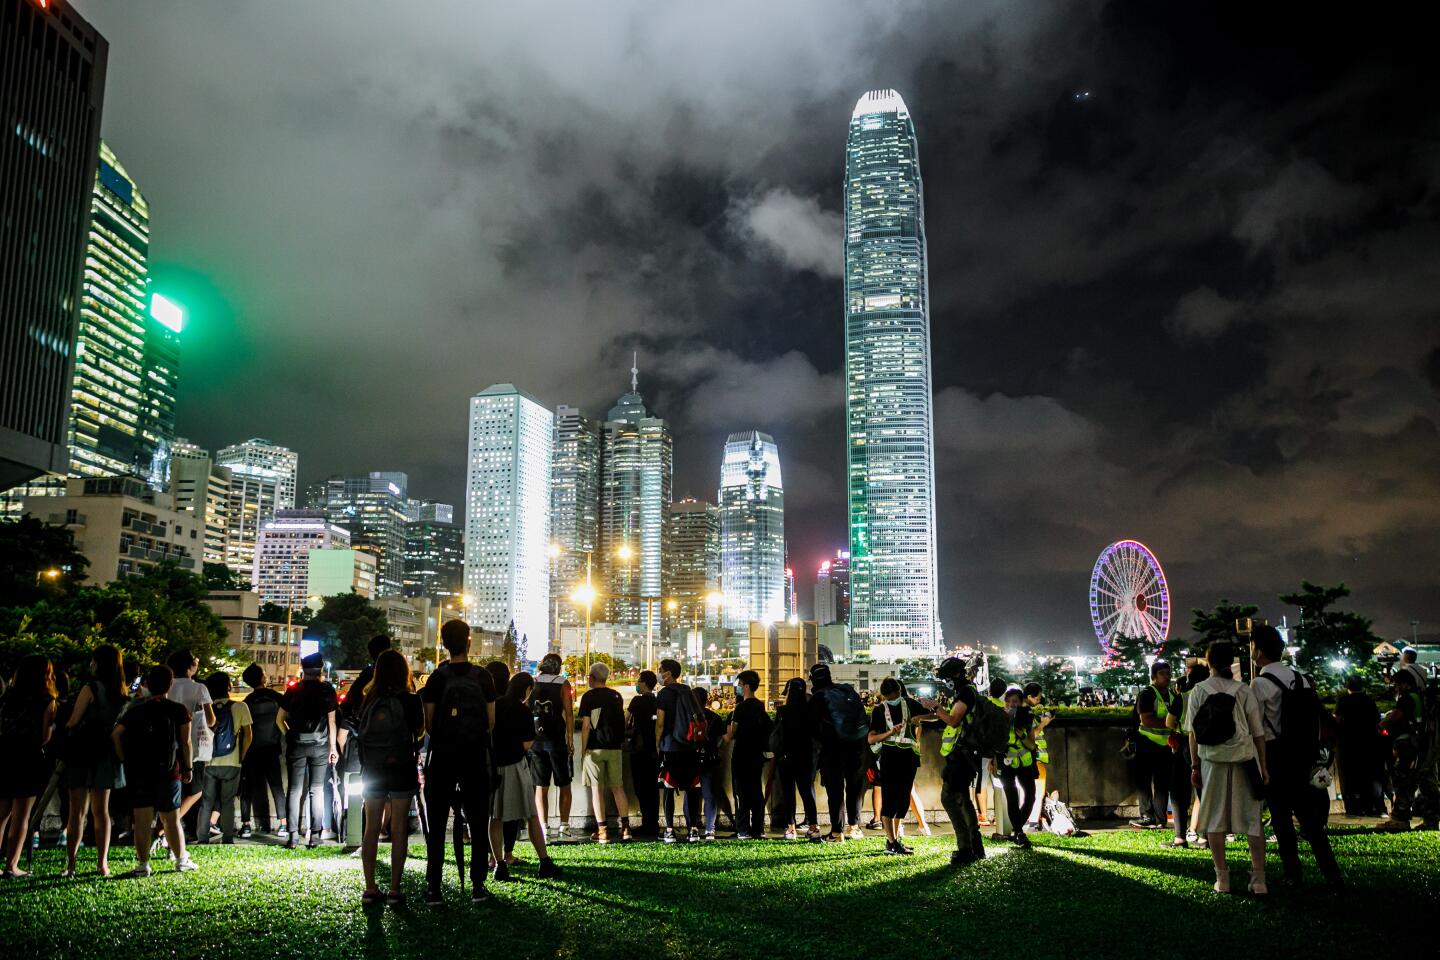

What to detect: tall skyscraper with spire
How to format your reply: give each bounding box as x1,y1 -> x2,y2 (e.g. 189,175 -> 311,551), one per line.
718,431 -> 785,637
550,404 -> 600,627
599,357 -> 672,627
843,89 -> 941,657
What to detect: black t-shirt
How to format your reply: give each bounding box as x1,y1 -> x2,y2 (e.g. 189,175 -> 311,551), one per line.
731,697 -> 772,760
120,697 -> 191,781
420,662 -> 498,709
628,691 -> 658,753
655,684 -> 694,753
869,695 -> 928,749
281,680 -> 337,739
492,695 -> 535,766
1334,691 -> 1379,738
578,686 -> 625,750
341,664 -> 376,729
1136,684 -> 1177,719
778,701 -> 814,760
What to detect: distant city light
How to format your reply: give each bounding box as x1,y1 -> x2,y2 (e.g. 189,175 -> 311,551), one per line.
150,293 -> 184,332
1005,653 -> 1021,668
1330,658 -> 1349,672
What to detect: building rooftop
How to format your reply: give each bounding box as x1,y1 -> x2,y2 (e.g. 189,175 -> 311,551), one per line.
852,89 -> 910,119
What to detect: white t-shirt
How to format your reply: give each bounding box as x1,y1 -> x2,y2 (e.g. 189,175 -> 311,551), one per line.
1182,676 -> 1263,764
1252,662 -> 1308,741
208,700 -> 252,769
169,677 -> 214,762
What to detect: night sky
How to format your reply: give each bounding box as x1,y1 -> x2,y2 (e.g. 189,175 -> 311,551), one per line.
80,1 -> 1440,650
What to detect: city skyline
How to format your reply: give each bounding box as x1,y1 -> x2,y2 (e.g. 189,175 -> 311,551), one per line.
32,1 -> 1440,648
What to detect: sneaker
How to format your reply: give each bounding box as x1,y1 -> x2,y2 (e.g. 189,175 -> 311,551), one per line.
704,832 -> 717,842
1376,817 -> 1412,833
591,825 -> 609,844
307,836 -> 321,849
208,824 -> 222,838
663,829 -> 676,844
239,825 -> 253,839
493,862 -> 514,882
1011,831 -> 1032,849
174,857 -> 198,873
620,822 -> 632,842
882,841 -> 902,856
863,819 -> 881,830
848,825 -> 865,840
784,828 -> 798,840
537,858 -> 563,879
950,850 -> 977,867
736,832 -> 752,841
425,888 -> 444,905
895,841 -> 914,855
471,886 -> 492,903
688,827 -> 700,842
822,832 -> 844,844
385,890 -> 406,907
320,829 -> 338,841
275,825 -> 290,839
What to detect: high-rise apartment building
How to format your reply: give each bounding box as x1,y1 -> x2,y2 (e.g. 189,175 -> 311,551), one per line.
550,405 -> 600,626
0,0 -> 108,489
667,497 -> 719,629
252,509 -> 351,609
403,509 -> 463,602
599,363 -> 672,627
463,384 -> 552,649
22,477 -> 197,583
320,472 -> 408,597
814,549 -> 851,626
216,439 -> 298,510
138,292 -> 181,486
718,431 -> 785,635
168,439 -> 231,564
844,89 -> 941,656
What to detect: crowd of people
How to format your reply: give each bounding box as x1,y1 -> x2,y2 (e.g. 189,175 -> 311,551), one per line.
0,620 -> 1435,904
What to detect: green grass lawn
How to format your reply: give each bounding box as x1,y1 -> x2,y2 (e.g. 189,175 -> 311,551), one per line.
2,829 -> 1436,959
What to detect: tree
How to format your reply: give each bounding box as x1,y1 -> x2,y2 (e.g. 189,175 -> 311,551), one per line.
897,658 -> 937,684
0,516 -> 89,606
1095,634 -> 1154,693
310,593 -> 389,669
203,561 -> 250,592
1032,657 -> 1077,704
258,601 -> 311,625
562,652 -> 628,679
1280,581 -> 1378,677
1190,599 -> 1260,650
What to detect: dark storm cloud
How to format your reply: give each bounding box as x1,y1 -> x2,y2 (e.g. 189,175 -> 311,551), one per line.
80,0 -> 1440,647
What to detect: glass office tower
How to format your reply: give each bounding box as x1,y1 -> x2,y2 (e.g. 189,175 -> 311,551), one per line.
843,89 -> 940,657
718,431 -> 785,637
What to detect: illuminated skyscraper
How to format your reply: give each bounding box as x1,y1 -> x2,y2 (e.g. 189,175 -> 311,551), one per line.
813,549 -> 852,626
667,497 -> 719,629
551,405 -> 600,626
599,361 -> 672,627
718,431 -> 785,635
844,89 -> 940,657
403,506 -> 463,602
216,439 -> 297,575
0,0 -> 107,489
464,384 -> 552,649
168,439 -> 231,564
216,438 -> 298,510
253,509 -> 351,609
320,473 -> 409,597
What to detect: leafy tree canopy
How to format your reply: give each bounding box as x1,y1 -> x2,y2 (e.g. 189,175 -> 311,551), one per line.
309,592 -> 388,669
0,516 -> 89,607
203,561 -> 250,592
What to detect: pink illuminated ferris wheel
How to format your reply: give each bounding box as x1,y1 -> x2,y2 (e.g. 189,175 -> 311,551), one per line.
1089,539 -> 1170,652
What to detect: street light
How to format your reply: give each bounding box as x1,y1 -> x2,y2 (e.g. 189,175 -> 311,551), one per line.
707,642 -> 718,679
571,581 -> 598,678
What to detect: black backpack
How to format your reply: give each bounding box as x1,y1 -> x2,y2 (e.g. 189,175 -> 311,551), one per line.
359,694 -> 414,767
666,683 -> 706,749
246,691 -> 281,749
123,700 -> 180,781
531,676 -> 567,743
288,685 -> 329,741
1192,690 -> 1238,747
0,693 -> 47,752
588,689 -> 624,750
432,665 -> 490,750
1260,669 -> 1324,776
821,684 -> 869,742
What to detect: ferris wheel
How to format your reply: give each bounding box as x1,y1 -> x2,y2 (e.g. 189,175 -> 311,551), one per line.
1089,539 -> 1171,652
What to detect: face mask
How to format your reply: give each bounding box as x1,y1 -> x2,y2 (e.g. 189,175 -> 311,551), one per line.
1006,706 -> 1018,718
886,697 -> 902,708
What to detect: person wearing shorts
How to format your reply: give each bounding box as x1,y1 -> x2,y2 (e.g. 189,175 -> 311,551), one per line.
578,663 -> 628,842
529,655 -> 574,839
113,666 -> 197,876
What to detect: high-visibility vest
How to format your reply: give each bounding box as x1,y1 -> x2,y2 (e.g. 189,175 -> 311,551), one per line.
940,721 -> 961,757
1139,684 -> 1175,747
1003,722 -> 1033,769
1034,720 -> 1049,765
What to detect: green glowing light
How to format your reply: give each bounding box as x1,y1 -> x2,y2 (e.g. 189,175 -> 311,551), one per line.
150,292 -> 184,332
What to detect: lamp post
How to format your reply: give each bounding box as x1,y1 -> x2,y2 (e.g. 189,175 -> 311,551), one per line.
571,553 -> 598,678
548,542 -> 561,656
707,643 -> 718,680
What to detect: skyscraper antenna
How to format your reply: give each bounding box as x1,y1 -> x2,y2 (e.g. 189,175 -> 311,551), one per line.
631,351 -> 639,393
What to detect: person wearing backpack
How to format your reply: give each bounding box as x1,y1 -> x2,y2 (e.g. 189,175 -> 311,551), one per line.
869,677 -> 936,855
724,670 -> 773,840
923,657 -> 983,865
238,663 -> 286,838
198,673 -> 251,844
420,619 -> 497,904
1249,626 -> 1343,887
1181,641 -> 1269,895
357,650 -> 424,907
578,662 -> 629,843
165,650 -> 216,846
626,670 -> 661,838
0,655 -> 58,879
807,662 -> 869,842
691,685 -> 726,841
529,653 -> 575,842
112,666 -> 197,876
60,645 -> 128,877
654,658 -> 704,843
776,677 -> 819,841
277,653 -> 339,849
489,673 -> 562,880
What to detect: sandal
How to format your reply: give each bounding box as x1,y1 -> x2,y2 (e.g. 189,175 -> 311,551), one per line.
59,867 -> 76,878
385,889 -> 406,906
361,889 -> 383,905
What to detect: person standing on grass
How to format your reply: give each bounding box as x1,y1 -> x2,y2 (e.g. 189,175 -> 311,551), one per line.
530,653 -> 575,842
238,663 -> 285,838
198,672 -> 251,844
357,650 -> 424,907
976,677 -> 1008,827
484,660 -> 523,868
1023,682 -> 1053,830
1333,675 -> 1384,816
692,686 -> 726,841
1182,641 -> 1269,895
166,650 -> 215,845
113,666 -> 197,876
61,645 -> 127,877
1131,661 -> 1179,831
724,670 -> 772,840
0,655 -> 57,878
776,677 -> 819,841
626,670 -> 661,838
337,634 -> 393,825
1250,624 -> 1342,888
655,658 -> 702,843
490,673 -> 562,880
277,652 -> 338,849
924,658 -> 983,866
869,677 -> 934,855
990,686 -> 1038,849
421,620 -> 497,904
809,662 -> 870,842
579,663 -> 629,843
